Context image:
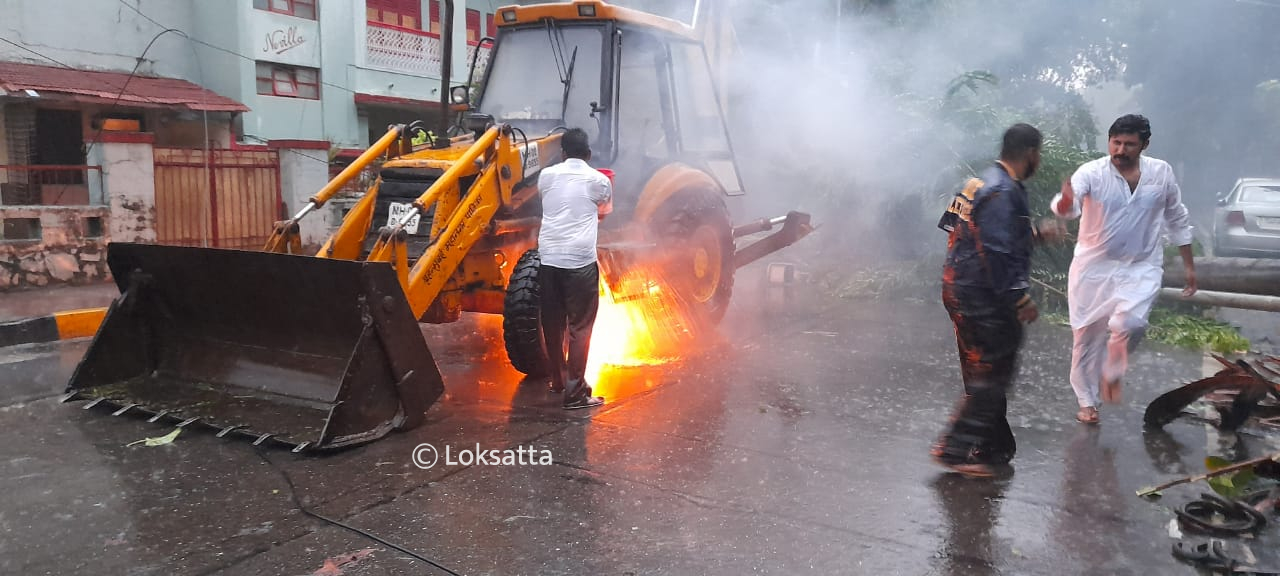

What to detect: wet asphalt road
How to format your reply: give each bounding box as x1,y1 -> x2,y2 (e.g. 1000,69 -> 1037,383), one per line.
1,274 -> 1278,575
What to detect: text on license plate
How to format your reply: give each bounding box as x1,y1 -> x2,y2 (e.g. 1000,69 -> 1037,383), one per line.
1257,216 -> 1280,230
387,202 -> 421,234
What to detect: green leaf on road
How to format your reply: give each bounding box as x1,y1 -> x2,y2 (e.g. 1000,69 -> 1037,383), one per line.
1205,456 -> 1256,498
127,428 -> 181,448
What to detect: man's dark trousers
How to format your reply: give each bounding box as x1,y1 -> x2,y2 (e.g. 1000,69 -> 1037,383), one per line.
936,283 -> 1023,466
539,262 -> 600,401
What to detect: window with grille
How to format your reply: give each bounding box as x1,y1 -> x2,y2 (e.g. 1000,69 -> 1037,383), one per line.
256,62 -> 321,100
466,9 -> 481,43
1,218 -> 42,241
366,0 -> 439,32
253,0 -> 316,20
428,1 -> 440,34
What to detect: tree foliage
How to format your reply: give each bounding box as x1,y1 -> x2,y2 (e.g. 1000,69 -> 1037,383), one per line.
852,0 -> 1280,209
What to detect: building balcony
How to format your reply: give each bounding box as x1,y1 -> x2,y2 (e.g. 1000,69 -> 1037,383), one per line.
362,20 -> 492,83
364,21 -> 444,77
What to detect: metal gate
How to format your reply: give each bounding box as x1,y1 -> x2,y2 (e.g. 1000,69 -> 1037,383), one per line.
154,148 -> 282,249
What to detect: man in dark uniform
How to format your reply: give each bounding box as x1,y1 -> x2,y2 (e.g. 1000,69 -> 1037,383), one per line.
933,123 -> 1064,477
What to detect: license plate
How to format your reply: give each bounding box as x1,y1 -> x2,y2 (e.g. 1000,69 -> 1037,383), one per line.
387,202 -> 421,234
1259,216 -> 1280,230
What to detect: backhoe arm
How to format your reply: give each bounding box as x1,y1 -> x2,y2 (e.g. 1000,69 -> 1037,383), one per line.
264,124 -> 408,254
365,125 -> 525,319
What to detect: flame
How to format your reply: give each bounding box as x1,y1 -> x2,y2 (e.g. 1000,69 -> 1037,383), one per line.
586,270 -> 698,393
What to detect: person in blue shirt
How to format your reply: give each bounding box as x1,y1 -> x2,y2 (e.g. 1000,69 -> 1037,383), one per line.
933,123 -> 1066,478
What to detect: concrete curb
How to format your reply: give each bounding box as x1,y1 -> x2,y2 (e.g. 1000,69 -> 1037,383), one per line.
0,308 -> 107,348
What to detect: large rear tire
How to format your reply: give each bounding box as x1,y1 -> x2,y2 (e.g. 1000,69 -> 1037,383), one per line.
648,190 -> 736,325
502,249 -> 550,377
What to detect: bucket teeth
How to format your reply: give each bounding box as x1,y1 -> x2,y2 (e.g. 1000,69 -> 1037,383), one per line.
65,394 -> 314,452
216,425 -> 246,438
111,403 -> 140,417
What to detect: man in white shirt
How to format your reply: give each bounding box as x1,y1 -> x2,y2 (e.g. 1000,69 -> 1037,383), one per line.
537,128 -> 613,409
1051,115 -> 1197,424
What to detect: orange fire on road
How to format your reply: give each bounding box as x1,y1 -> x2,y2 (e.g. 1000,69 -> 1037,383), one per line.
586,273 -> 699,394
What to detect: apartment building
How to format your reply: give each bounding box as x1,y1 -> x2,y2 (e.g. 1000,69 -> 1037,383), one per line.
0,0 -> 498,288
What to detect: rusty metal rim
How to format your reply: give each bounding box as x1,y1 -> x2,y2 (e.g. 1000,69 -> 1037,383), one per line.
686,223 -> 723,303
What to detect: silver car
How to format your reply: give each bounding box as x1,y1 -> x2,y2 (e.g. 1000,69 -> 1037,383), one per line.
1212,178 -> 1280,258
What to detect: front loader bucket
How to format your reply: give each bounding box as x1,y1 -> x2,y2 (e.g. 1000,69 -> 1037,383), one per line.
63,243 -> 444,452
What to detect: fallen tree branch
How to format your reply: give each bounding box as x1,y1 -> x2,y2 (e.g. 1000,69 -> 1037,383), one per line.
1137,451 -> 1280,498
1031,276 -> 1066,298
1159,287 -> 1280,312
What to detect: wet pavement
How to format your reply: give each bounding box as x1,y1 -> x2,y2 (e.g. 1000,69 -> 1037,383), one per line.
0,282 -> 117,322
2,273 -> 1278,575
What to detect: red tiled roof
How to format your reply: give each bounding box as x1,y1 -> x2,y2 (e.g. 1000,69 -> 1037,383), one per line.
0,60 -> 249,112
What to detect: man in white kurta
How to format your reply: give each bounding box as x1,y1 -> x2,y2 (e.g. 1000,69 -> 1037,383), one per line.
1051,114 -> 1197,424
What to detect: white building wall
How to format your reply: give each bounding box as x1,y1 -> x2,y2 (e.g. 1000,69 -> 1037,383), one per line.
89,140 -> 156,244
276,145 -> 333,246
0,0 -> 201,81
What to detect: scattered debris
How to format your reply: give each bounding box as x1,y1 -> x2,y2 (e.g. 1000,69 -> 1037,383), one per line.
1172,540 -> 1280,573
307,548 -> 375,576
126,428 -> 180,448
1175,492 -> 1267,536
1137,450 -> 1280,498
502,515 -> 546,523
1144,354 -> 1280,430
1207,456 -> 1259,499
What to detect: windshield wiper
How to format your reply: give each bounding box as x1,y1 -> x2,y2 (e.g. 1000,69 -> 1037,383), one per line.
559,46 -> 578,122
545,19 -> 577,124
545,20 -> 567,85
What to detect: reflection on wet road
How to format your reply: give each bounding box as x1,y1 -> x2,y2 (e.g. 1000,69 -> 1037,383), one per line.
0,275 -> 1276,575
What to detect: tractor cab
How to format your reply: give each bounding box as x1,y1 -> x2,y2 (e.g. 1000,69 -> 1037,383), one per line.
471,1 -> 745,224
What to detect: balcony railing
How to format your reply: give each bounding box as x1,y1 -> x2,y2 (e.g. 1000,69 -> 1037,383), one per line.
365,21 -> 443,77
0,165 -> 104,206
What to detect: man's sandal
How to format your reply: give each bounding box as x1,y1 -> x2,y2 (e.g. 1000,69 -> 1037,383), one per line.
1172,539 -> 1280,573
932,455 -> 996,479
1076,407 -> 1100,424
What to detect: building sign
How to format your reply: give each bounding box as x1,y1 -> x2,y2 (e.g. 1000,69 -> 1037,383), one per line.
253,11 -> 320,67
265,27 -> 306,55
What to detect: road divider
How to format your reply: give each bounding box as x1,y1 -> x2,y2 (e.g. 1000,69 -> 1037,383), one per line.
0,308 -> 107,348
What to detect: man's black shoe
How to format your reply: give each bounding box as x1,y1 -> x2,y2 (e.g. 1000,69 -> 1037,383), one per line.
563,395 -> 604,410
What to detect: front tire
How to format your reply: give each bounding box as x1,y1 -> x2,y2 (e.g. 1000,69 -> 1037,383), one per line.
648,190 -> 736,325
502,250 -> 550,377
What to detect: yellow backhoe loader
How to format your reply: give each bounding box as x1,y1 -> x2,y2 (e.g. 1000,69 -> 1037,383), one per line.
63,0 -> 813,451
